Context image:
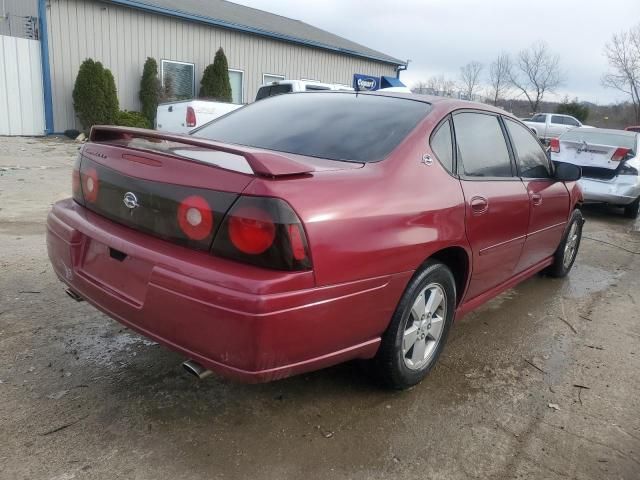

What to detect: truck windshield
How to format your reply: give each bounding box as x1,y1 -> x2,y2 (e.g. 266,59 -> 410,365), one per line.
192,92 -> 431,162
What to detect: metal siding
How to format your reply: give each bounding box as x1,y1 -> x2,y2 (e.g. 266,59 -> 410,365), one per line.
47,0 -> 397,131
0,35 -> 45,135
0,0 -> 37,38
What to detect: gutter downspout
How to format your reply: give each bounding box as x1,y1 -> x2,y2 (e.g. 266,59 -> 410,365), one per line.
37,0 -> 54,134
396,60 -> 410,79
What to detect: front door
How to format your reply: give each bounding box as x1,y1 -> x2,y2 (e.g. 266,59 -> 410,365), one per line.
503,118 -> 570,271
452,112 -> 531,300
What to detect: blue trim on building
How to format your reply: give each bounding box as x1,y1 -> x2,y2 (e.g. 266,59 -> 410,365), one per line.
38,0 -> 54,134
106,0 -> 405,67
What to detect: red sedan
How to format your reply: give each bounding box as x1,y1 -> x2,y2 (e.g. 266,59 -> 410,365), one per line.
46,92 -> 583,389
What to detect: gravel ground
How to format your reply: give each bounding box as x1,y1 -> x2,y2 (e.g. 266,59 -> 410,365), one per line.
1,136 -> 639,480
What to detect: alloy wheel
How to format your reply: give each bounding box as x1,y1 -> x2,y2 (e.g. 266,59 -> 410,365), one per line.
402,283 -> 447,370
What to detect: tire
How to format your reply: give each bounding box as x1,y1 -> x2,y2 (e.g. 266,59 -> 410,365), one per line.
546,209 -> 584,278
372,260 -> 456,390
624,197 -> 640,219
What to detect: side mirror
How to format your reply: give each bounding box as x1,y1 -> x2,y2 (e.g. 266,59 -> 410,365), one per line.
553,161 -> 581,182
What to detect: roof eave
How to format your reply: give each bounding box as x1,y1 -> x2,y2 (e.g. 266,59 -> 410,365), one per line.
102,0 -> 406,66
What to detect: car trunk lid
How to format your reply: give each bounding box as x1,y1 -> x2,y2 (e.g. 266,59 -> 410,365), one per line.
76,126 -> 329,251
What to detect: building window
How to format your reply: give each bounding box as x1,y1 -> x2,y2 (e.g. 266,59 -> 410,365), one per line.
161,60 -> 195,101
228,69 -> 244,104
263,73 -> 285,85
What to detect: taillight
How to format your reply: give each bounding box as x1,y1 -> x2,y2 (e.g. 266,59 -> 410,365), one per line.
186,106 -> 196,128
80,167 -> 99,203
550,138 -> 560,153
72,156 -> 82,203
212,196 -> 311,271
611,147 -> 630,162
177,195 -> 214,241
228,205 -> 276,254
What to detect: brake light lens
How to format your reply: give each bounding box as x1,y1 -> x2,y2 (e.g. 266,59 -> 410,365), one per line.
611,147 -> 630,162
80,167 -> 99,203
212,196 -> 311,271
177,195 -> 214,241
549,138 -> 560,153
186,106 -> 197,128
72,156 -> 82,203
228,205 -> 276,254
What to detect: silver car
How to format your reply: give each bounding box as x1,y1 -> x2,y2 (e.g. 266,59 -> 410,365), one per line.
550,127 -> 640,218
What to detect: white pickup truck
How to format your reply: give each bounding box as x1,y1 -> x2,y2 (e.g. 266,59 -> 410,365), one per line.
156,80 -> 354,134
522,113 -> 587,142
155,100 -> 242,135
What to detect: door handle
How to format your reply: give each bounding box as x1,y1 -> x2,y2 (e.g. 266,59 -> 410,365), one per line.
531,193 -> 542,206
470,196 -> 489,215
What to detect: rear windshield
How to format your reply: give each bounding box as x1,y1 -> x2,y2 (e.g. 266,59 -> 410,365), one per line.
192,92 -> 431,162
561,129 -> 637,150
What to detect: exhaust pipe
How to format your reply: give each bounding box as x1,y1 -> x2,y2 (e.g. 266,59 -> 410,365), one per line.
65,288 -> 84,302
182,360 -> 212,380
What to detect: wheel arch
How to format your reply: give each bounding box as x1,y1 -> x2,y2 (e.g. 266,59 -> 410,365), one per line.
420,246 -> 470,306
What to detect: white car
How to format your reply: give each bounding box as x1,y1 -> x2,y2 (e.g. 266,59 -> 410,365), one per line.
550,127 -> 640,218
523,113 -> 588,142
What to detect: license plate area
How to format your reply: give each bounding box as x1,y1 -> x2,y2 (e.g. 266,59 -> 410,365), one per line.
79,239 -> 153,306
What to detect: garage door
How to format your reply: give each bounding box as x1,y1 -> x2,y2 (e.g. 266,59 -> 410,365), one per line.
0,35 -> 45,136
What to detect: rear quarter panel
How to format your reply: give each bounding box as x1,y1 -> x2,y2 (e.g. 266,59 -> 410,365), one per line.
244,113 -> 470,287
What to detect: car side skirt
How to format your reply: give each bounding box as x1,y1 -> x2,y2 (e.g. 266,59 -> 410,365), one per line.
455,256 -> 554,320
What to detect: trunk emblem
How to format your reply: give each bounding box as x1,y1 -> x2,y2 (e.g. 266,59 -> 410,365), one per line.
123,192 -> 139,209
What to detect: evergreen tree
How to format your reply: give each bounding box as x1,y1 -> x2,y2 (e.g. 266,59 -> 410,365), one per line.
72,59 -> 120,130
199,47 -> 233,102
102,68 -> 119,125
139,57 -> 161,125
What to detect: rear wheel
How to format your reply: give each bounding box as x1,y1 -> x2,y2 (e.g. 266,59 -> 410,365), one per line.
623,197 -> 640,219
546,209 -> 583,278
373,261 -> 456,389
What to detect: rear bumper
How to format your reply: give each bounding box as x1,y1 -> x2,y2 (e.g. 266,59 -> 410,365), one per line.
578,175 -> 640,205
47,199 -> 410,382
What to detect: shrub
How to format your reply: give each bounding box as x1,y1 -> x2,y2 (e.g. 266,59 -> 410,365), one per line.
199,47 -> 233,102
556,97 -> 590,123
115,110 -> 151,129
102,68 -> 119,125
72,59 -> 119,130
139,57 -> 161,126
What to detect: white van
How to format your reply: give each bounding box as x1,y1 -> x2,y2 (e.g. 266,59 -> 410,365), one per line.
255,80 -> 353,101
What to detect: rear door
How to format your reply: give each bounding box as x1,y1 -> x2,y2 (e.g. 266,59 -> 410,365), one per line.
504,118 -> 569,271
453,111 -> 530,300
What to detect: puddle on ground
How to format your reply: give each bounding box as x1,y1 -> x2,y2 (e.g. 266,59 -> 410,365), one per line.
561,263 -> 620,299
67,326 -> 158,368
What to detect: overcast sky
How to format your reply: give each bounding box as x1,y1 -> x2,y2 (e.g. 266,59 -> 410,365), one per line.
234,0 -> 640,104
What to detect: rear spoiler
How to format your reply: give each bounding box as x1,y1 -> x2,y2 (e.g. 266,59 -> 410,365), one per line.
89,125 -> 315,178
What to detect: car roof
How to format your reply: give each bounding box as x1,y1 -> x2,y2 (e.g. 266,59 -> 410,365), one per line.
348,91 -> 511,115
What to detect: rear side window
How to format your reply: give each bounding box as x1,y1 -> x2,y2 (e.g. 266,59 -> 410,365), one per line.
255,84 -> 292,101
504,119 -> 551,178
193,93 -> 431,162
430,119 -> 453,172
453,112 -> 512,177
563,116 -> 580,127
551,115 -> 565,125
531,114 -> 545,123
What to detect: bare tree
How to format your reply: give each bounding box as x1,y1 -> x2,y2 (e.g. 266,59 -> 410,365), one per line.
426,74 -> 456,97
411,81 -> 430,95
509,42 -> 563,113
488,53 -> 512,106
602,24 -> 640,123
459,61 -> 483,100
